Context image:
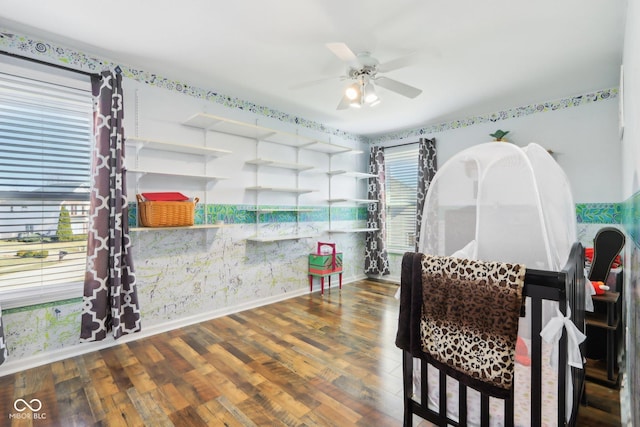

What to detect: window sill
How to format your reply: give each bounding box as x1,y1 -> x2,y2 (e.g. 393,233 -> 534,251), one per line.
387,249 -> 414,255
0,282 -> 83,311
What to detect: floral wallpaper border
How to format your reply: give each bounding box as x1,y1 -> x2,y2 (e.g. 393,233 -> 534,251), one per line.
369,88 -> 618,144
0,28 -> 617,146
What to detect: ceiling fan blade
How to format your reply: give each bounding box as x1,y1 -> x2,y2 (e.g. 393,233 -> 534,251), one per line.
336,94 -> 351,110
377,53 -> 418,73
326,42 -> 358,64
374,76 -> 422,99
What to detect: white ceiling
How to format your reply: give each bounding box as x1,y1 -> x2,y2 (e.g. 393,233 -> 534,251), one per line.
0,0 -> 627,138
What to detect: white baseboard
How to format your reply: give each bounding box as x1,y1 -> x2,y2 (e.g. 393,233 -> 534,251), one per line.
0,278 -> 363,377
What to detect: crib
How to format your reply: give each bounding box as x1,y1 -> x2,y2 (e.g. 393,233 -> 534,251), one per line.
398,142 -> 589,426
398,242 -> 585,426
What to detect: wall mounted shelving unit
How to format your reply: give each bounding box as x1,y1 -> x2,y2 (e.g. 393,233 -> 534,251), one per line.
326,162 -> 379,234
126,123 -> 232,230
181,112 -> 366,242
244,136 -> 318,242
129,112 -> 370,237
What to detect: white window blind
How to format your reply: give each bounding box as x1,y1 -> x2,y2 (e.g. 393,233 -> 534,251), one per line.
0,62 -> 92,297
385,145 -> 419,251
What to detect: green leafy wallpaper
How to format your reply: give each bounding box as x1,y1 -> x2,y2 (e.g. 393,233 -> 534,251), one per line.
129,203 -> 366,227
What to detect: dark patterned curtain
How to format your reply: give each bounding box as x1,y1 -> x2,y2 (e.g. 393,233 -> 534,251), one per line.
81,71 -> 141,342
415,138 -> 437,251
0,305 -> 6,365
364,146 -> 390,275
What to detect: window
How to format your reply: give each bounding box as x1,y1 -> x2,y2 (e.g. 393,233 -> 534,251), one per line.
385,145 -> 419,252
0,56 -> 92,304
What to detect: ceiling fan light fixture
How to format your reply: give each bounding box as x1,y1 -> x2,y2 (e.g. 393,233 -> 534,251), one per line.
363,82 -> 378,104
345,83 -> 360,100
326,42 -> 423,111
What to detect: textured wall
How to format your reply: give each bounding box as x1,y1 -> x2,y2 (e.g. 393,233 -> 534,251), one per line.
2,220 -> 366,361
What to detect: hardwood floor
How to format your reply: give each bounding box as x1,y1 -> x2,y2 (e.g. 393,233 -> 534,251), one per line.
576,379 -> 622,426
0,279 -> 622,426
0,280 -> 406,426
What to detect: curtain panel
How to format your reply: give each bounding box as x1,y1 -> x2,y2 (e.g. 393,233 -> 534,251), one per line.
0,305 -> 6,365
365,146 -> 390,275
81,71 -> 141,342
415,138 -> 437,251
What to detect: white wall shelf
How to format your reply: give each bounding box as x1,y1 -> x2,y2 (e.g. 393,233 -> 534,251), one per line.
246,234 -> 317,242
131,224 -> 226,231
246,158 -> 314,171
246,186 -> 316,194
126,137 -> 231,157
328,228 -> 379,233
301,141 -> 354,154
246,207 -> 318,213
183,112 -> 270,138
328,198 -> 378,204
128,168 -> 228,181
183,112 -> 354,154
326,170 -> 376,179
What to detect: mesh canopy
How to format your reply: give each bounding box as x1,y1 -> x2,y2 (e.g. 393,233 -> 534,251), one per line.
418,142 -> 576,271
415,142 -> 579,408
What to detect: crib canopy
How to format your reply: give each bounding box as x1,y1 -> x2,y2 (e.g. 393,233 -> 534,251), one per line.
418,142 -> 576,270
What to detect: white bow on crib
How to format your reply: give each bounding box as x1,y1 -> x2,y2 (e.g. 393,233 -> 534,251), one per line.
540,306 -> 586,369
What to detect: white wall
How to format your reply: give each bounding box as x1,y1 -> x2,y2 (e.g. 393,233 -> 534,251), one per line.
381,96 -> 621,282
383,97 -> 621,204
620,1 -> 640,425
622,3 -> 640,199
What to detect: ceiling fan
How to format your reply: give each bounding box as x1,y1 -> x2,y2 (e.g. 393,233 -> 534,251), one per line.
325,42 -> 423,110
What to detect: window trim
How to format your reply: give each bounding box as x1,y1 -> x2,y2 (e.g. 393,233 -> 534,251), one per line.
0,282 -> 83,310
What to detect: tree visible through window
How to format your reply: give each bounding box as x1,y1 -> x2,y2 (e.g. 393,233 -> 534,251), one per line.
0,58 -> 92,295
385,145 -> 419,252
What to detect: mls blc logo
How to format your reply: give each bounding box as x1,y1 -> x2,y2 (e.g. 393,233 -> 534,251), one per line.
9,398 -> 46,420
14,399 -> 42,412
